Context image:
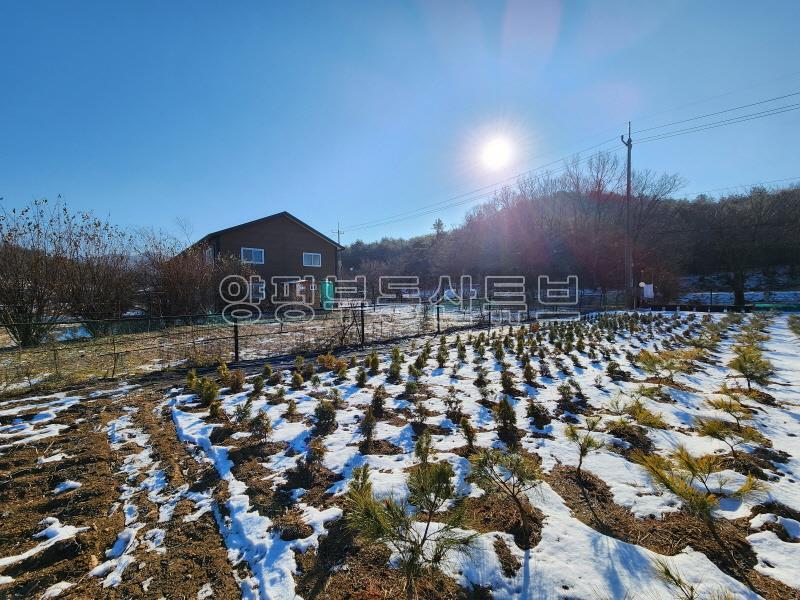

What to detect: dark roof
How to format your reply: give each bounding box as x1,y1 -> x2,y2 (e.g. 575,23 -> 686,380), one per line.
194,211 -> 343,249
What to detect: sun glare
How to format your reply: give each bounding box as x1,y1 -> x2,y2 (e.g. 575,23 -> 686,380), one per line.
481,136 -> 513,170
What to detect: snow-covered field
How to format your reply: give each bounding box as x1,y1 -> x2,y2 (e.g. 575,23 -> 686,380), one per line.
1,311 -> 799,599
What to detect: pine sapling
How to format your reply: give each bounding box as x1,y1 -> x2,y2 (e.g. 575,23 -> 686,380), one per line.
470,449 -> 542,547
565,416 -> 604,481
360,406 -> 377,451
496,396 -> 520,449
345,461 -> 475,600
314,399 -> 337,435
728,345 -> 773,391
371,384 -> 388,418
356,367 -> 367,388
461,417 -> 476,453
249,411 -> 273,445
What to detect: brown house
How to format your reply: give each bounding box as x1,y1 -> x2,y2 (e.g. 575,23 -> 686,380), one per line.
195,211 -> 342,306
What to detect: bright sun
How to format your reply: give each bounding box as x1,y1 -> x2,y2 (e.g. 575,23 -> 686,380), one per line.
481,136 -> 513,170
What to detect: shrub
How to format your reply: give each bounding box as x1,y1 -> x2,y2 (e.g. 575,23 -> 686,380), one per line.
496,397 -> 519,449
249,411 -> 273,444
404,379 -> 419,398
474,366 -> 489,388
285,398 -> 297,417
526,399 -> 551,429
344,465 -> 372,515
523,362 -> 537,385
328,387 -> 345,409
229,369 -> 246,393
302,362 -> 315,381
291,371 -> 304,390
355,367 -> 367,388
371,384 -> 388,418
470,449 -> 542,547
314,400 -> 337,435
186,368 -> 199,392
414,429 -> 432,465
706,387 -> 752,429
436,347 -> 448,368
304,437 -> 326,471
367,350 -> 380,375
233,398 -> 253,425
461,417 -> 476,452
294,355 -> 304,373
217,362 -> 231,385
443,386 -> 462,422
199,378 -> 219,406
388,360 -> 402,383
316,353 -> 339,372
500,369 -> 517,395
336,362 -> 348,381
263,363 -> 273,379
360,406 -> 377,449
633,450 -> 721,544
250,375 -> 264,397
209,398 -> 222,419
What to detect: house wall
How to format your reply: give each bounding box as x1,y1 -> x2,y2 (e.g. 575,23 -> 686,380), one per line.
213,214 -> 338,305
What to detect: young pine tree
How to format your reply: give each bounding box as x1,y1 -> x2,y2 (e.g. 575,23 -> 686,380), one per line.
565,417 -> 604,481
470,449 -> 542,547
345,461 -> 475,600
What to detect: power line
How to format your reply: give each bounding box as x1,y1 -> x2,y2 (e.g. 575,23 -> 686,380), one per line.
345,147 -> 624,232
637,103 -> 800,144
682,175 -> 800,197
343,136 -> 620,231
343,91 -> 800,235
633,91 -> 800,134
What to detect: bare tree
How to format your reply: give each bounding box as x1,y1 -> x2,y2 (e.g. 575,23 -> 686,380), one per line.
0,200 -> 69,346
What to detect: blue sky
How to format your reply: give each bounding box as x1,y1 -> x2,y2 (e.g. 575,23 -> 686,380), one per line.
1,0 -> 799,244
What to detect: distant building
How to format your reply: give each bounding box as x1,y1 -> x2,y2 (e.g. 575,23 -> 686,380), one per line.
194,211 -> 342,307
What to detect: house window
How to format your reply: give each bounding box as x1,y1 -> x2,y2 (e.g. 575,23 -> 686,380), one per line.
303,252 -> 322,267
240,247 -> 265,264
204,246 -> 214,264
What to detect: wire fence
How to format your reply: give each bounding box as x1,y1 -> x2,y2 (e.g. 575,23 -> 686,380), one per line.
0,295 -> 631,394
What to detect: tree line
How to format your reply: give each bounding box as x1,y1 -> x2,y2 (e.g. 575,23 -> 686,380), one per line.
2,154 -> 798,347
343,153 -> 800,305
0,200 -> 248,347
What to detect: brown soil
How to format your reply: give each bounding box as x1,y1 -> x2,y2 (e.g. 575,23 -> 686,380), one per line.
604,421 -> 655,455
357,439 -> 405,455
493,537 -> 521,578
0,389 -> 242,599
546,465 -> 797,600
641,377 -> 698,392
272,507 -> 315,541
459,494 -> 544,550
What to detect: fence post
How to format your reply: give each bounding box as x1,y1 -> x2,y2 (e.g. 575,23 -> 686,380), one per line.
436,304 -> 441,333
360,302 -> 365,348
51,345 -> 60,378
233,318 -> 240,363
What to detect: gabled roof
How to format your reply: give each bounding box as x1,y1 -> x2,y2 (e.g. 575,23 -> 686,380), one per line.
194,211 -> 343,249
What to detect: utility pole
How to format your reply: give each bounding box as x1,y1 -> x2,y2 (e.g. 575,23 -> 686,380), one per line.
621,122 -> 633,309
332,222 -> 344,280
